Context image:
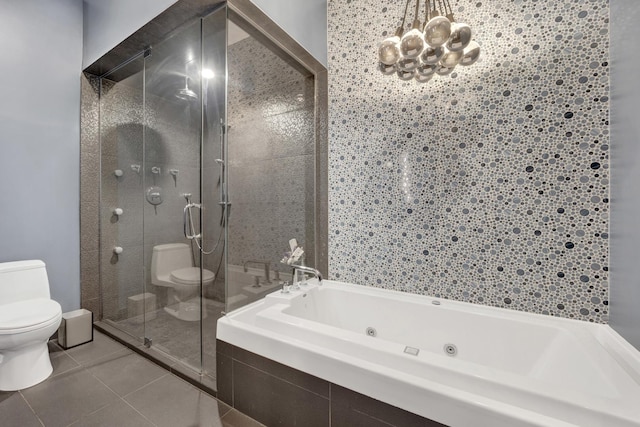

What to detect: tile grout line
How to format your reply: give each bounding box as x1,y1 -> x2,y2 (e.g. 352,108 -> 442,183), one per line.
67,353 -> 165,425
328,383 -> 332,427
66,337 -> 158,425
62,340 -> 126,367
217,405 -> 235,422
232,358 -> 330,400
61,366 -> 115,427
119,396 -> 160,427
219,408 -> 267,427
82,349 -> 170,401
18,390 -> 45,427
121,372 -> 170,399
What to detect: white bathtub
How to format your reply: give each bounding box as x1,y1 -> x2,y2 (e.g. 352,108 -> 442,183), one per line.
217,280 -> 640,427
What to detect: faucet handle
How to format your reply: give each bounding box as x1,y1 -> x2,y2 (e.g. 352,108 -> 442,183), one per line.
281,281 -> 291,294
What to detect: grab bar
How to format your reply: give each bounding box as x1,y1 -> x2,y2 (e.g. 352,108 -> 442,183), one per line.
183,202 -> 201,240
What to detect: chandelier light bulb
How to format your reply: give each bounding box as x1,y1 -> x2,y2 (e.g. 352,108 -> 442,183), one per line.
435,64 -> 455,75
416,63 -> 437,77
397,69 -> 415,81
440,48 -> 464,68
378,34 -> 402,65
400,20 -> 426,59
420,45 -> 445,65
376,0 -> 479,83
460,40 -> 480,66
379,62 -> 397,75
397,56 -> 420,71
415,73 -> 433,83
446,22 -> 472,52
423,15 -> 451,47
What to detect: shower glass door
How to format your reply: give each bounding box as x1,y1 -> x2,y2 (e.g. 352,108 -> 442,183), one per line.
99,6 -> 227,384
141,18 -> 204,371
200,7 -> 228,384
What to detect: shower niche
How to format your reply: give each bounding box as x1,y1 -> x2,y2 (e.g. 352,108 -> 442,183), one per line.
80,1 -> 327,392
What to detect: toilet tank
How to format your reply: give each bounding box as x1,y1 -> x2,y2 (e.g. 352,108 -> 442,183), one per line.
151,243 -> 193,284
0,260 -> 50,305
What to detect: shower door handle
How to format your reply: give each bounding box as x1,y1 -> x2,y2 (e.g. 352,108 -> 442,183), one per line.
183,203 -> 202,240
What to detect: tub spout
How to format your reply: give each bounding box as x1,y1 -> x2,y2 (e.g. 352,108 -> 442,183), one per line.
291,265 -> 323,285
243,260 -> 271,284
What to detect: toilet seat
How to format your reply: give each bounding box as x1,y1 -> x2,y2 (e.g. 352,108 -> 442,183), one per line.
0,298 -> 62,335
170,267 -> 214,286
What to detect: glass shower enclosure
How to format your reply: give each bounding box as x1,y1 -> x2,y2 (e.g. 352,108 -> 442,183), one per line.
95,4 -> 316,388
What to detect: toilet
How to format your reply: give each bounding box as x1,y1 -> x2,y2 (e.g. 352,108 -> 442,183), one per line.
151,243 -> 214,321
0,260 -> 62,391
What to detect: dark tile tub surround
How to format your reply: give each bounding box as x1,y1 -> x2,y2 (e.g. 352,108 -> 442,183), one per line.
327,0 -> 610,322
216,340 -> 445,427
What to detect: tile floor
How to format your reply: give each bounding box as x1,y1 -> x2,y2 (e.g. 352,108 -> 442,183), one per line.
0,331 -> 264,427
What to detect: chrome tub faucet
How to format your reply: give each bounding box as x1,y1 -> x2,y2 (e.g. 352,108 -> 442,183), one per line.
291,265 -> 323,285
243,260 -> 272,284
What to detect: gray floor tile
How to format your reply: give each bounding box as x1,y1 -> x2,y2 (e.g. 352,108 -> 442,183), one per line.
87,349 -> 167,397
48,342 -> 80,377
125,374 -> 231,427
0,391 -> 42,427
21,367 -> 119,427
221,409 -> 266,427
65,331 -> 123,366
69,398 -> 155,427
172,362 -> 217,392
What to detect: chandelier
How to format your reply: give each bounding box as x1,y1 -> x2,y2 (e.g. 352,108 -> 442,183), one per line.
378,0 -> 480,83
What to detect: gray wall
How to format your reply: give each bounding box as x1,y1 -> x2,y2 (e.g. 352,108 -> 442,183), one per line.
610,0 -> 640,349
82,0 -> 327,69
82,0 -> 177,69
328,0 -> 610,322
0,0 -> 83,312
249,0 -> 327,66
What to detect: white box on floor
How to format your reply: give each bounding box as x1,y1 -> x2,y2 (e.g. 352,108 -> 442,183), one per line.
58,309 -> 93,349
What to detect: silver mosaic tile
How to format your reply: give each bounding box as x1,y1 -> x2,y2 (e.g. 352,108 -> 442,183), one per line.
328,0 -> 610,322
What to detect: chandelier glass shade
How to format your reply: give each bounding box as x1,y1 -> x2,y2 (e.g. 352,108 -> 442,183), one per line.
377,0 -> 480,83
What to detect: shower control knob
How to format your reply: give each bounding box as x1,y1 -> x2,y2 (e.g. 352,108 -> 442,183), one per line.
113,208 -> 123,216
113,246 -> 123,255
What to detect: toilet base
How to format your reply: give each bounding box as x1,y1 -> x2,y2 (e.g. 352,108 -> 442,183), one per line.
0,341 -> 53,391
164,299 -> 207,322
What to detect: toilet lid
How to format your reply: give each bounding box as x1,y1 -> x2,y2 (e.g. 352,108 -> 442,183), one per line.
0,298 -> 62,334
170,267 -> 214,285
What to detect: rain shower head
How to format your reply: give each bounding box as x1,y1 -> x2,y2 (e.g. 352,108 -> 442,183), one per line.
176,76 -> 198,101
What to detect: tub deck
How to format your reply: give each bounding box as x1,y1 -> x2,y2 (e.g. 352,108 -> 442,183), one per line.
217,280 -> 640,427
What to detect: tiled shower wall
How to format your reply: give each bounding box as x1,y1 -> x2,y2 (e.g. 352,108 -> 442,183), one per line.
327,0 -> 610,322
227,36 -> 315,272
81,72 -> 212,319
81,35 -> 318,315
99,74 -> 207,320
80,74 -> 101,316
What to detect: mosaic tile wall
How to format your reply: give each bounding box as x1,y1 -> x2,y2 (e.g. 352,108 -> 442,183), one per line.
99,71 -> 206,320
227,36 -> 315,273
327,0 -> 610,322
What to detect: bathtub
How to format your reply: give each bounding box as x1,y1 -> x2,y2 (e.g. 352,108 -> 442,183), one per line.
217,280 -> 640,427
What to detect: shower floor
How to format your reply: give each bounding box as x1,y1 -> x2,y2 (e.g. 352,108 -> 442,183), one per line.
108,273 -> 280,389
115,297 -> 224,381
